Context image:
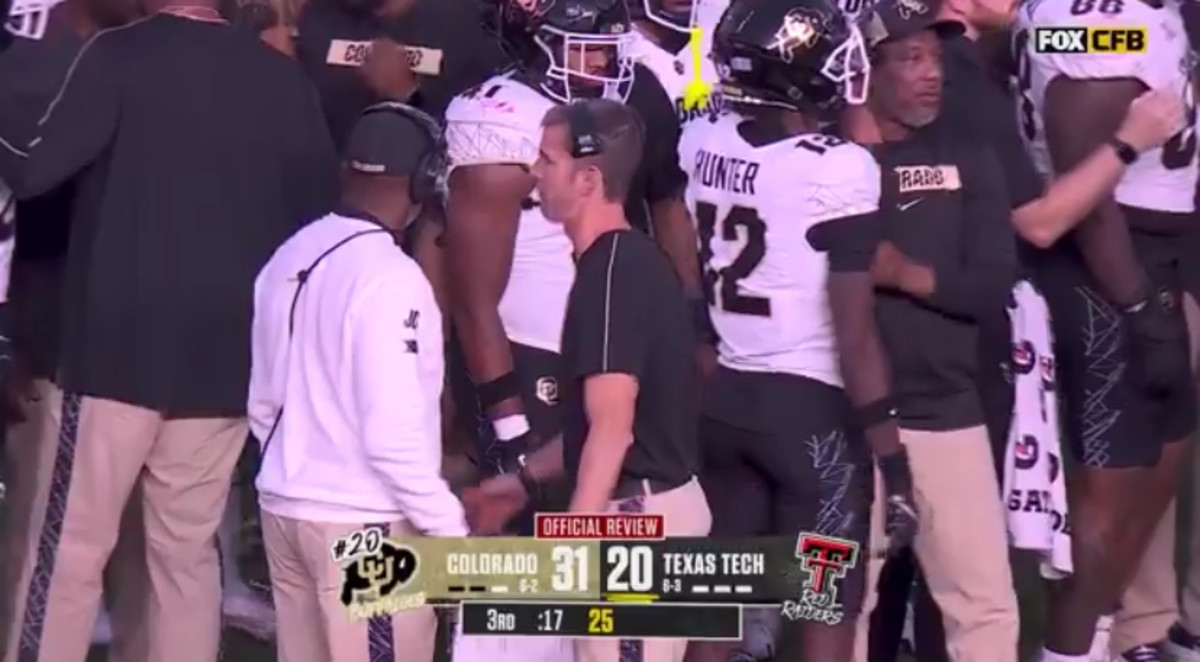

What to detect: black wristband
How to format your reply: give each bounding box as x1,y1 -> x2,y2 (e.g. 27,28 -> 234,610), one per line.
477,371 -> 520,410
877,448 -> 910,484
851,398 -> 899,431
1109,138 -> 1138,165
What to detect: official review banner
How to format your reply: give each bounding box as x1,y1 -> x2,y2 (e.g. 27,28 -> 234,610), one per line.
334,533 -> 855,604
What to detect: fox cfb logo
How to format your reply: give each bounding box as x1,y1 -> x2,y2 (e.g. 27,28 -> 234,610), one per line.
331,527 -> 425,619
1033,26 -> 1147,54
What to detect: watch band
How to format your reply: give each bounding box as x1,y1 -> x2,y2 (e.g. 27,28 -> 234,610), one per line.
1109,138 -> 1138,165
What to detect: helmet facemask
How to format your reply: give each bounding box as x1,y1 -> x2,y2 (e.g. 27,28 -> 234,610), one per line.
821,24 -> 871,105
534,25 -> 635,103
5,0 -> 63,40
641,0 -> 698,34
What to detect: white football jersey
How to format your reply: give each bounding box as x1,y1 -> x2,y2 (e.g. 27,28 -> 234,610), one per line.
628,27 -> 723,126
1014,0 -> 1197,212
444,73 -> 574,353
678,113 -> 881,387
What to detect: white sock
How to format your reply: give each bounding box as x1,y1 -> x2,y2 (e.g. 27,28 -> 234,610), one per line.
1038,649 -> 1088,662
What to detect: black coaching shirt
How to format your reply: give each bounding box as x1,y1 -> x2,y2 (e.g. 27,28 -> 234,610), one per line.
297,0 -> 505,147
0,15 -> 339,416
560,229 -> 698,488
874,125 -> 1017,432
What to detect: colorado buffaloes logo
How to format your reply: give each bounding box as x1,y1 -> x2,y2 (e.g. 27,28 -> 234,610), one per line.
771,10 -> 822,63
536,377 -> 559,405
1158,287 -> 1177,312
339,540 -> 419,607
895,0 -> 928,19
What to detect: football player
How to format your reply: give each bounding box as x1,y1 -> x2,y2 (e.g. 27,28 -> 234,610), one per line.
443,0 -> 701,496
1013,1 -> 1199,661
678,1 -> 916,661
628,0 -> 724,123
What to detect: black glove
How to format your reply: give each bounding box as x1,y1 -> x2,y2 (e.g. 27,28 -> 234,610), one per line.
481,429 -> 535,478
878,448 -> 918,552
1124,290 -> 1190,395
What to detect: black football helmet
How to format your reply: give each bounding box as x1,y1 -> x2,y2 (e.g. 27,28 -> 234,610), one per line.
483,0 -> 635,103
713,0 -> 870,112
634,0 -> 697,33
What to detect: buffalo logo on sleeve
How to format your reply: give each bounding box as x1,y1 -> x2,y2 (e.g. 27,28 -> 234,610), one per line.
338,539 -> 420,607
1014,435 -> 1039,471
535,376 -> 559,405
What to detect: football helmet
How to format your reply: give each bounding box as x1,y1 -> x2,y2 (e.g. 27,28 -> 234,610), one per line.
713,0 -> 870,111
5,0 -> 64,39
482,0 -> 635,103
636,0 -> 698,33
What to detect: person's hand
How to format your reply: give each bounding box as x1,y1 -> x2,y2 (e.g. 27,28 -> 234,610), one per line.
871,240 -> 911,290
481,429 -> 536,477
358,38 -> 418,102
1115,89 -> 1187,153
463,473 -> 529,535
877,448 -> 919,552
1124,288 -> 1191,395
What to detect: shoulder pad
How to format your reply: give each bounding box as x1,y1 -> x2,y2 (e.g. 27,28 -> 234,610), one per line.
802,142 -> 881,222
444,77 -> 551,168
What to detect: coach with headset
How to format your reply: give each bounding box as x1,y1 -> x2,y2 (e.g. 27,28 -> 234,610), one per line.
247,102 -> 466,662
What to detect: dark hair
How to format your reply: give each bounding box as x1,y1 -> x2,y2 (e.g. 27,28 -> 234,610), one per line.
542,98 -> 644,203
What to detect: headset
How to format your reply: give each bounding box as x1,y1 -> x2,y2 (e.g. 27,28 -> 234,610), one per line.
566,101 -> 602,158
358,101 -> 450,206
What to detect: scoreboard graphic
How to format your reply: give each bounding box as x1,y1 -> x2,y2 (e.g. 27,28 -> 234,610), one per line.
333,514 -> 861,638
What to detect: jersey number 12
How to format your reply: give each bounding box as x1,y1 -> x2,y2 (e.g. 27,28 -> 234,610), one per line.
695,202 -> 771,317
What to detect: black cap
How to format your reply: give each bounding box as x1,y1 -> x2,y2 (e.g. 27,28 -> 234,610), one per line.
861,0 -> 964,49
343,110 -> 429,177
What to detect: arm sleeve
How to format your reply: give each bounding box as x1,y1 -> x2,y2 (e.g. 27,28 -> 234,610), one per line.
804,144 -> 883,273
0,34 -> 120,199
351,272 -> 466,537
924,148 -> 1017,319
630,66 -> 686,203
570,235 -> 651,379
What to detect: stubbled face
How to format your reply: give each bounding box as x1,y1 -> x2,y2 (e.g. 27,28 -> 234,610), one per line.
871,30 -> 944,129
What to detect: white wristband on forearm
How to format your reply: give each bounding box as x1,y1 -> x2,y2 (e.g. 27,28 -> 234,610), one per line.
492,414 -> 530,442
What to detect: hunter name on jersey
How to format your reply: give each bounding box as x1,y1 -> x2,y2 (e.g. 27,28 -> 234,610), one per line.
1013,0 -> 1198,213
678,113 -> 880,386
444,73 -> 575,353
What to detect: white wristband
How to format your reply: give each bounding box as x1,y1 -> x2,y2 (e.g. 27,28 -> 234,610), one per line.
492,414 -> 531,442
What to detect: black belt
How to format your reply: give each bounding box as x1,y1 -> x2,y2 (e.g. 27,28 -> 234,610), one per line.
612,476 -> 688,500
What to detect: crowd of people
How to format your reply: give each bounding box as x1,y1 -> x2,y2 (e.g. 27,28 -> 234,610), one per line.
1,0 -> 1200,661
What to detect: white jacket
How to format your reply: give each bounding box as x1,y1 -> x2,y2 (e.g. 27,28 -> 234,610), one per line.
249,213 -> 466,536
1003,280 -> 1072,577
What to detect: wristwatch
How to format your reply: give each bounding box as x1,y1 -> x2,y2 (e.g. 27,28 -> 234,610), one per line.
1109,138 -> 1138,165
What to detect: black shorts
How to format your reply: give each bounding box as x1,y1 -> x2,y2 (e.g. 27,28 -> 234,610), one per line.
699,367 -> 872,616
1037,233 -> 1197,469
446,338 -> 563,450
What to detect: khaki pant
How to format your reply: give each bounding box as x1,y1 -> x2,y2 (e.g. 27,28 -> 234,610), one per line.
853,426 -> 1019,662
2,382 -> 245,662
1110,293 -> 1200,649
575,477 -> 712,662
261,513 -> 438,662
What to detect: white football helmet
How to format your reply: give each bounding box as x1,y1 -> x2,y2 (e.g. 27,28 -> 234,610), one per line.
6,0 -> 66,40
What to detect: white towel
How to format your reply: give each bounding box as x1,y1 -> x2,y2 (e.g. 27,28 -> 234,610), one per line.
1003,280 -> 1073,578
